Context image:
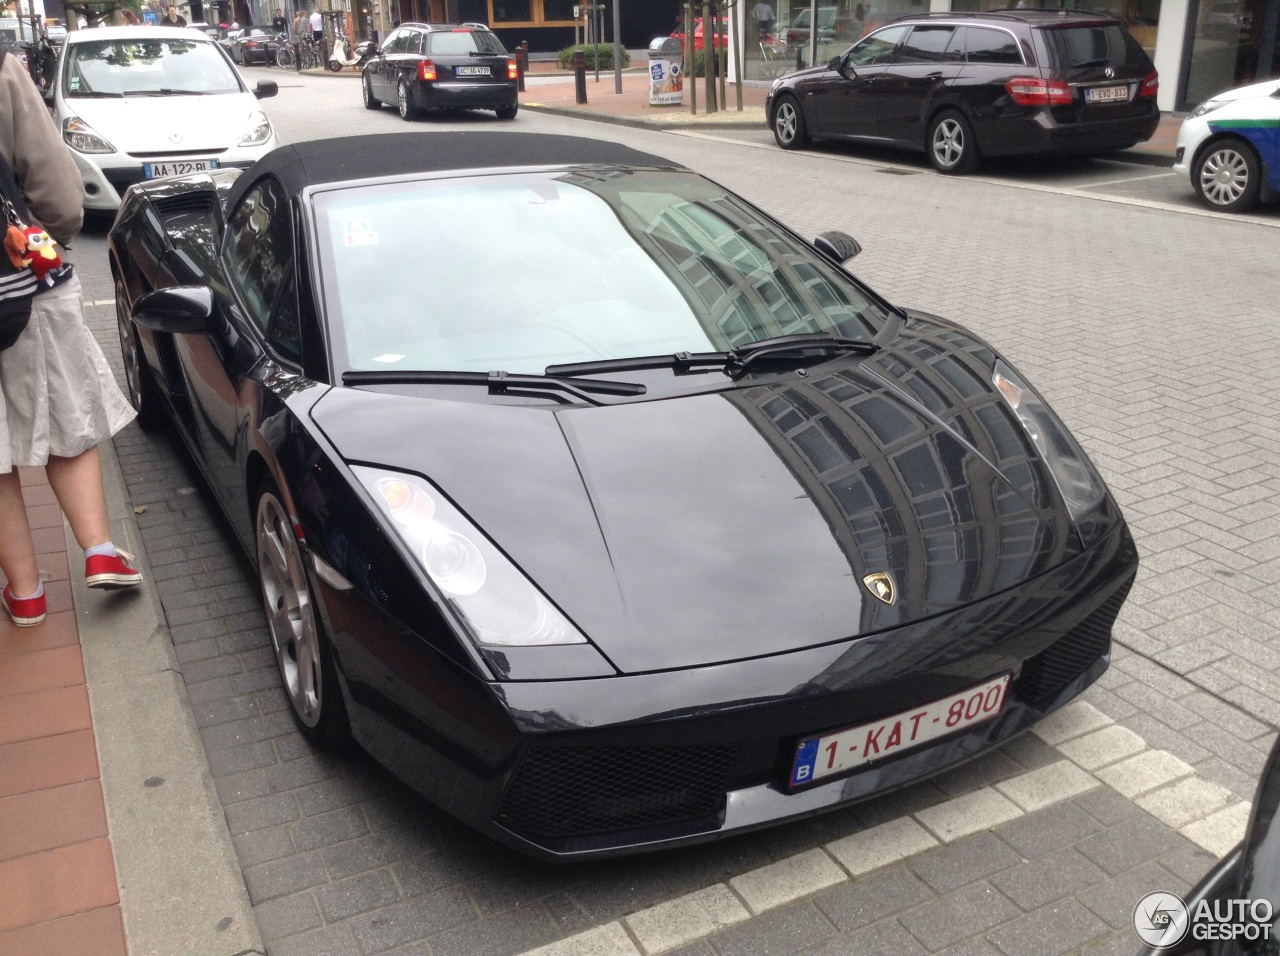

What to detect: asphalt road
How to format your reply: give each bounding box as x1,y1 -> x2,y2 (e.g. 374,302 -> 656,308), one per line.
70,67 -> 1280,956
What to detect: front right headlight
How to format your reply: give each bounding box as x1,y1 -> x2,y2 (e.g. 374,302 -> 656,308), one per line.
353,466 -> 588,648
1189,98 -> 1225,118
62,116 -> 115,154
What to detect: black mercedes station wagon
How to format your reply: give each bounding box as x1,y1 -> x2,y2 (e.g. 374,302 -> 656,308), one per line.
766,10 -> 1160,173
362,21 -> 519,120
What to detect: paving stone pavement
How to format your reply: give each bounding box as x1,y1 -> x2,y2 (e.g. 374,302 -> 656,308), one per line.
64,72 -> 1280,956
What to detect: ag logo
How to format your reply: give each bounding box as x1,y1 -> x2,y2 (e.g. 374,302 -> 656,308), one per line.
1134,891 -> 1190,948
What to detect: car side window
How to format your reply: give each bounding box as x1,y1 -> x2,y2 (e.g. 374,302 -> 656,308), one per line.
966,27 -> 1023,65
896,26 -> 956,64
223,177 -> 299,361
941,26 -> 966,63
845,25 -> 908,66
383,29 -> 405,52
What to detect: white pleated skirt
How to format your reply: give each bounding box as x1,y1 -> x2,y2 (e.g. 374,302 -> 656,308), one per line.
0,273 -> 136,474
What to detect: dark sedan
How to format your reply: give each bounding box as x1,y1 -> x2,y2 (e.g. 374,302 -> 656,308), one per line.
109,132 -> 1137,860
361,21 -> 517,120
766,10 -> 1160,173
228,26 -> 277,65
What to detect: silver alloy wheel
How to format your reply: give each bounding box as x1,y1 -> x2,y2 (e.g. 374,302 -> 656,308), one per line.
114,278 -> 143,413
257,492 -> 323,729
1199,146 -> 1250,206
775,100 -> 799,144
931,117 -> 965,169
397,79 -> 411,119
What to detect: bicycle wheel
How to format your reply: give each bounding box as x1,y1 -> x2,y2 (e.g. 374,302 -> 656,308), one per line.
276,44 -> 294,68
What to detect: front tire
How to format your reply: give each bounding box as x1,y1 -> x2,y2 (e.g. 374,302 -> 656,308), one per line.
772,96 -> 810,150
362,72 -> 381,109
114,275 -> 164,430
397,78 -> 416,121
256,484 -> 351,747
495,103 -> 518,120
327,58 -> 342,72
1193,139 -> 1261,213
928,109 -> 981,175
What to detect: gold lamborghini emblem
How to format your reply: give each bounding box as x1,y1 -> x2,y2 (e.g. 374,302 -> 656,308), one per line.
863,572 -> 897,605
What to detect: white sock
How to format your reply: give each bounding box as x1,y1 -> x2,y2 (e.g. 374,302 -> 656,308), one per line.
85,542 -> 118,559
13,581 -> 44,601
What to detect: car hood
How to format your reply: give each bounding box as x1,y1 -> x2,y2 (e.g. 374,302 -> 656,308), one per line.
60,93 -> 262,153
311,342 -> 1081,674
1206,77 -> 1280,104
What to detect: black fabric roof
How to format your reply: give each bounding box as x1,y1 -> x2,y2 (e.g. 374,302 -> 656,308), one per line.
225,132 -> 680,210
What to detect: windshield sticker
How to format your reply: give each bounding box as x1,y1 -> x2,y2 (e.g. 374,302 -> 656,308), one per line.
69,76 -> 80,91
344,220 -> 378,246
371,354 -> 405,364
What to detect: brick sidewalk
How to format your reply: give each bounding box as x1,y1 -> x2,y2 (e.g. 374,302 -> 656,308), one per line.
0,468 -> 126,956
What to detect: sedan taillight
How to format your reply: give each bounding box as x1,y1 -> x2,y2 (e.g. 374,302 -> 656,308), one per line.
507,57 -> 518,80
1140,70 -> 1158,97
418,58 -> 437,81
1005,76 -> 1072,106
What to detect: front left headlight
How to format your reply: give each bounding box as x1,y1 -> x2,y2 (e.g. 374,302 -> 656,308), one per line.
353,466 -> 588,648
991,360 -> 1106,523
238,111 -> 273,147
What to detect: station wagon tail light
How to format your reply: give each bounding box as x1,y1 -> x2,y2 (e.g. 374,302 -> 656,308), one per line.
1005,77 -> 1072,106
507,57 -> 518,79
1140,70 -> 1159,97
418,58 -> 437,81
355,466 -> 589,647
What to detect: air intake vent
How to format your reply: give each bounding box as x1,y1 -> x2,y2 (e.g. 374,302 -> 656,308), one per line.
1019,581 -> 1132,706
496,743 -> 739,841
152,192 -> 216,217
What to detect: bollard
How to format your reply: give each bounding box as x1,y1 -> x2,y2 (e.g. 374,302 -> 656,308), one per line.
573,49 -> 587,104
518,41 -> 529,92
515,49 -> 526,92
295,40 -> 302,73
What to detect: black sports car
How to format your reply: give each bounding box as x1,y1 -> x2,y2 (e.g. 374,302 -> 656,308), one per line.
109,132 -> 1137,860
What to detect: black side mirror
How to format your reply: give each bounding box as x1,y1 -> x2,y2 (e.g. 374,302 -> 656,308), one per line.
827,55 -> 842,70
813,231 -> 862,263
254,79 -> 279,99
131,287 -> 213,334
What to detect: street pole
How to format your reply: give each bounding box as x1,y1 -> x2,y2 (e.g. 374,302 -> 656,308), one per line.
729,0 -> 742,111
808,0 -> 817,69
702,0 -> 714,113
612,0 -> 620,94
685,2 -> 696,115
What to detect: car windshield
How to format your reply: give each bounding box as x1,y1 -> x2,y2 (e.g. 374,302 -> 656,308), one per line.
63,37 -> 242,96
313,168 -> 888,375
425,30 -> 506,55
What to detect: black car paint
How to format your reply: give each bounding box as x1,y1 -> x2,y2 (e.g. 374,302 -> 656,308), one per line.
108,148 -> 1137,859
363,23 -> 517,115
767,12 -> 1159,160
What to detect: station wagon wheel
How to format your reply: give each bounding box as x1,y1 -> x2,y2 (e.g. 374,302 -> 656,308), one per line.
772,95 -> 810,150
363,72 -> 380,109
256,484 -> 350,746
1193,139 -> 1261,213
397,77 -> 416,120
928,109 -> 981,175
496,103 -> 518,120
113,275 -> 164,430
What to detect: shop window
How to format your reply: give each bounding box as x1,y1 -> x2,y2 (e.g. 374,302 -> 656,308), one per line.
543,0 -> 576,19
492,0 -> 531,22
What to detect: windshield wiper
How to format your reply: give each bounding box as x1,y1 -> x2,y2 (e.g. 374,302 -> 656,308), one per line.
68,90 -> 124,97
123,88 -> 209,96
729,333 -> 879,376
546,351 -> 731,377
341,369 -> 645,404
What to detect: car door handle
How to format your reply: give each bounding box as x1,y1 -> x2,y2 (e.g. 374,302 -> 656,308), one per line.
926,71 -> 943,79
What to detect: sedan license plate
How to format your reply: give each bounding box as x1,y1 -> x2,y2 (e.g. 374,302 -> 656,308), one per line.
457,65 -> 491,76
1084,84 -> 1129,104
790,674 -> 1011,788
144,159 -> 219,179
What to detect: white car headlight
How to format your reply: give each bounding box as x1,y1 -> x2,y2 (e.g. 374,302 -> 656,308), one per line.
353,466 -> 588,648
991,360 -> 1105,523
1189,99 -> 1225,118
238,111 -> 273,147
62,116 -> 115,154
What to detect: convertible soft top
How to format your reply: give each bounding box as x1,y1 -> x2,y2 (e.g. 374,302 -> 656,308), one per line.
225,132 -> 680,209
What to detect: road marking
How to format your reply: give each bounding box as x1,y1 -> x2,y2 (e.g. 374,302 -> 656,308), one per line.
666,130 -> 1280,228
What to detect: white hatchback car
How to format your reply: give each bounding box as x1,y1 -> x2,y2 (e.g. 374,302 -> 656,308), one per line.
1173,78 -> 1280,213
51,25 -> 279,212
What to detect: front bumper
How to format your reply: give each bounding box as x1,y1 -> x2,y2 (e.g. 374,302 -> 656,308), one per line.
69,140 -> 277,210
323,521 -> 1138,861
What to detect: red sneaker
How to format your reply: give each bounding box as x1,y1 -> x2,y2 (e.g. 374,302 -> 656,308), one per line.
3,584 -> 46,627
85,550 -> 143,590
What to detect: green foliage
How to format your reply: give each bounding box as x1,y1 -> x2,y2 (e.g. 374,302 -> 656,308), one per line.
556,43 -> 631,71
687,48 -> 729,78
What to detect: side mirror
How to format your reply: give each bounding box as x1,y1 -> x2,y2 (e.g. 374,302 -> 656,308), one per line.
827,55 -> 842,70
254,79 -> 278,99
131,287 -> 213,334
813,230 -> 862,263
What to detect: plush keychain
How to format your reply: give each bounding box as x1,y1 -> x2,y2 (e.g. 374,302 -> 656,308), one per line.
4,221 -> 61,286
